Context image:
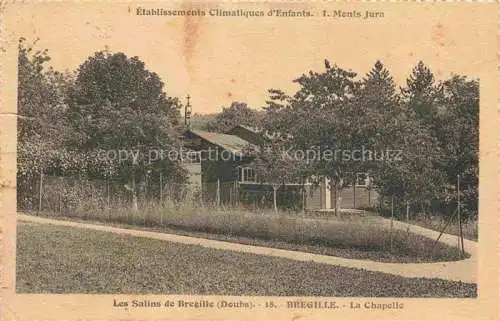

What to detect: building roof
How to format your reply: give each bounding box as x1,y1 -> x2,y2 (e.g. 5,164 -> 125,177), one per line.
188,129 -> 253,156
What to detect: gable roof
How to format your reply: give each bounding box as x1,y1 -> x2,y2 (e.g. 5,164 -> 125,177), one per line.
187,129 -> 253,156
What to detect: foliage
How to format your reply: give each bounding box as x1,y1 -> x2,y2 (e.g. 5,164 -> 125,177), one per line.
65,50 -> 188,208
17,38 -> 75,178
17,38 -> 83,208
402,61 -> 440,128
205,101 -> 263,133
435,75 -> 479,217
360,62 -> 446,205
17,40 -> 189,211
263,59 -> 478,218
188,112 -> 218,130
17,37 -> 479,219
245,138 -> 306,211
264,60 -> 367,215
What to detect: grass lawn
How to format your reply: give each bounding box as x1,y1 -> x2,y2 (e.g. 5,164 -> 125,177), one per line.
33,206 -> 466,264
16,222 -> 476,297
409,216 -> 478,242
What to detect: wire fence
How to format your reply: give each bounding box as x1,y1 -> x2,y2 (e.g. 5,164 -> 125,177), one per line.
17,173 -> 477,224
17,172 -> 477,249
17,174 -> 309,214
18,174 -> 193,213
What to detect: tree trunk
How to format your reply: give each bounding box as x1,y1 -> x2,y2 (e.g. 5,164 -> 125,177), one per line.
333,184 -> 337,216
334,179 -> 342,216
132,175 -> 138,211
302,181 -> 306,214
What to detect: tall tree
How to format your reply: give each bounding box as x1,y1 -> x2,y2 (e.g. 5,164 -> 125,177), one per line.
66,51 -> 186,209
402,61 -> 439,129
361,61 -> 447,212
17,38 -> 72,150
436,75 -> 479,218
401,64 -> 478,218
354,60 -> 403,151
17,38 -> 78,208
264,59 -> 360,215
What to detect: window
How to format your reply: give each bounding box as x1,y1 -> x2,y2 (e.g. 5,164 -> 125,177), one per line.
244,168 -> 256,182
238,166 -> 257,182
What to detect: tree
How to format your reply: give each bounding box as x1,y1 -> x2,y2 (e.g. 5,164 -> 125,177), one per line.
246,140 -> 304,212
263,59 -> 360,215
17,38 -> 77,209
355,60 -> 403,141
400,65 -> 479,218
436,75 -> 479,218
17,38 -> 72,160
360,61 -> 448,216
189,112 -> 217,130
206,101 -> 262,133
402,61 -> 440,130
373,119 -> 446,210
262,59 -> 478,219
264,60 -> 446,216
66,50 -> 186,209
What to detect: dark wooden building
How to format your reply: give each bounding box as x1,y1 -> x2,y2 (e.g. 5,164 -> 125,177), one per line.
181,125 -> 379,211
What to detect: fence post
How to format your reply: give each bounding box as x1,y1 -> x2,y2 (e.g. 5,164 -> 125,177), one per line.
353,180 -> 356,209
160,173 -> 163,203
144,174 -> 148,201
59,176 -> 63,214
38,168 -> 43,214
302,181 -> 306,213
216,178 -> 220,207
106,178 -> 110,207
457,174 -> 464,256
390,196 -> 394,251
233,181 -> 240,207
235,181 -> 240,206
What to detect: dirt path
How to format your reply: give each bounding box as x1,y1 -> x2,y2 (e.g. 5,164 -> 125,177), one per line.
17,213 -> 477,283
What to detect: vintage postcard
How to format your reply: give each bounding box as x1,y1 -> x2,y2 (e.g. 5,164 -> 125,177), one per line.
0,1 -> 498,320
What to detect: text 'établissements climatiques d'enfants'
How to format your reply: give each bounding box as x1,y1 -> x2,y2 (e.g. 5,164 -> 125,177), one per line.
135,7 -> 312,18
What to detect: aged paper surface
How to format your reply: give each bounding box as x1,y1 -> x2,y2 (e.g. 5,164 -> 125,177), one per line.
1,1 -> 499,320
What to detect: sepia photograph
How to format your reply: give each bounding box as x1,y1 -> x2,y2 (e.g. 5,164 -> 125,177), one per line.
1,1 -> 498,320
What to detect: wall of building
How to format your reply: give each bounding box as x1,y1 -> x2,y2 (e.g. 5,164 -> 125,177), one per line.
336,186 -> 380,209
304,184 -> 326,210
182,163 -> 202,186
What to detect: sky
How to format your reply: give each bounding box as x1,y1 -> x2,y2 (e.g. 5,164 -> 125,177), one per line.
5,2 -> 495,114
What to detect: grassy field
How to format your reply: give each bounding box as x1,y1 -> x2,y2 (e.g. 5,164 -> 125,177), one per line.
409,215 -> 478,241
363,206 -> 478,241
16,222 -> 476,297
34,201 -> 467,263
